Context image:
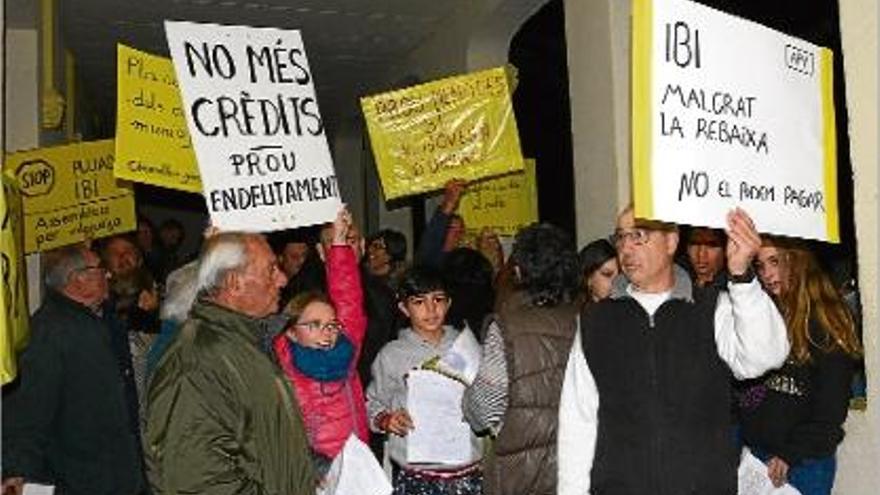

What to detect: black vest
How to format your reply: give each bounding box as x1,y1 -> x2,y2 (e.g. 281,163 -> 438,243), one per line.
581,288 -> 736,495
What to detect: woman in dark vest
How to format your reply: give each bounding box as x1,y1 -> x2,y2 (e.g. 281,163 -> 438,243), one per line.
462,223 -> 580,495
741,237 -> 861,495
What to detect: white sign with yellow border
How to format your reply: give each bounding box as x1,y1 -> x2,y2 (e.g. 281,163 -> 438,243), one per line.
632,0 -> 839,242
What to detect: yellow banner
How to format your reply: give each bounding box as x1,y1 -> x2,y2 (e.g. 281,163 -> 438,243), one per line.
4,140 -> 136,253
115,44 -> 202,192
361,67 -> 525,200
0,177 -> 30,385
459,159 -> 538,237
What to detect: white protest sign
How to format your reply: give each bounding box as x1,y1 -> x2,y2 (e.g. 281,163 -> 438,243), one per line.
632,0 -> 839,242
165,21 -> 341,232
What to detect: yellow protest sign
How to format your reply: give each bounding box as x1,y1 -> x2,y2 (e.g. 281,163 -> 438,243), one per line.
115,44 -> 201,192
4,139 -> 136,253
1,177 -> 30,385
459,159 -> 538,237
361,67 -> 525,200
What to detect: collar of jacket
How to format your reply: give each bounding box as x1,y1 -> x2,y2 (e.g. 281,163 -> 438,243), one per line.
400,325 -> 459,348
189,300 -> 266,347
609,264 -> 695,303
497,290 -> 535,313
46,288 -> 103,317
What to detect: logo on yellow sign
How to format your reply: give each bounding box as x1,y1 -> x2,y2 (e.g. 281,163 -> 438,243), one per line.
14,160 -> 55,197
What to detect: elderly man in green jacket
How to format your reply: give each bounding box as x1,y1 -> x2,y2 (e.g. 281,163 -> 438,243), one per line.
146,232 -> 314,495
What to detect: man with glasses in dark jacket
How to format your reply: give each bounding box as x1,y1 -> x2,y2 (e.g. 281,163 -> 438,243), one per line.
2,244 -> 144,495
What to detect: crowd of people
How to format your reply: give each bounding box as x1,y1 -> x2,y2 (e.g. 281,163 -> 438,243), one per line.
1,179 -> 864,495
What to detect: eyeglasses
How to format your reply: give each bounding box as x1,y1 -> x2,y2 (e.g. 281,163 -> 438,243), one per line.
294,320 -> 343,333
610,229 -> 652,247
74,264 -> 108,276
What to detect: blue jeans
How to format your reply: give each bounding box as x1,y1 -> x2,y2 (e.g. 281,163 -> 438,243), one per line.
751,447 -> 837,495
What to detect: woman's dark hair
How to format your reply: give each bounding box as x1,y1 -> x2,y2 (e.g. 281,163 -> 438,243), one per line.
578,238 -> 617,280
367,229 -> 408,263
397,265 -> 447,301
511,223 -> 580,307
442,248 -> 495,339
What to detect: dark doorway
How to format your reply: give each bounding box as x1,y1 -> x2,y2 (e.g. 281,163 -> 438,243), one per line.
509,0 -> 575,236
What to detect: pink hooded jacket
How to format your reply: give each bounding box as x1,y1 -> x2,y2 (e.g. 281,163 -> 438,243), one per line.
273,245 -> 369,459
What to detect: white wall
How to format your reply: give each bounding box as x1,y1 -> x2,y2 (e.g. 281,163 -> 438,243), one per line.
564,0 -> 631,246
834,1 -> 879,493
5,28 -> 43,314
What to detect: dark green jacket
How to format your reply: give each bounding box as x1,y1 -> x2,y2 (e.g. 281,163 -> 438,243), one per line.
2,290 -> 143,495
145,301 -> 314,495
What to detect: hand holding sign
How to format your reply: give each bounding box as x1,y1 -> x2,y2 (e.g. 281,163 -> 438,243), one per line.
724,208 -> 762,277
331,206 -> 353,246
441,179 -> 467,215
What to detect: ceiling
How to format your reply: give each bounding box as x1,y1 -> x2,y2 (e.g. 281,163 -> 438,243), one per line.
25,0 -> 477,136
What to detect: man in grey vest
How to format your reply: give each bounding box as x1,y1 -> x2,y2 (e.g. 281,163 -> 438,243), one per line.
463,223 -> 581,495
558,206 -> 789,495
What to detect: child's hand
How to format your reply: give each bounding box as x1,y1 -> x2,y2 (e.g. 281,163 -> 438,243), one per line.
331,206 -> 353,246
380,409 -> 414,437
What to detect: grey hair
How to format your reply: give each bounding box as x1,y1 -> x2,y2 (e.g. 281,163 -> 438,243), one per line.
196,232 -> 250,298
43,245 -> 89,290
161,261 -> 199,323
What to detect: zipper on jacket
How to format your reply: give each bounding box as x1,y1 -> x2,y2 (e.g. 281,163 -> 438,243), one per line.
647,322 -> 661,492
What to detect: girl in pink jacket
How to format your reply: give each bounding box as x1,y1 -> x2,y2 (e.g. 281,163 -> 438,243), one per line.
273,208 -> 368,477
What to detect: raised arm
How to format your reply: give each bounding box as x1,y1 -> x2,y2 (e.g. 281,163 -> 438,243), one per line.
326,207 -> 367,352
416,179 -> 465,268
715,208 -> 789,378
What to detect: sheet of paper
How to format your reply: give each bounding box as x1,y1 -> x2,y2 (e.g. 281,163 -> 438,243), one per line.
406,369 -> 472,465
738,449 -> 802,495
319,434 -> 391,495
437,328 -> 482,385
22,484 -> 55,495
